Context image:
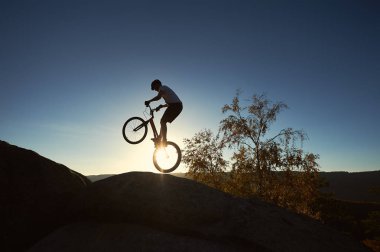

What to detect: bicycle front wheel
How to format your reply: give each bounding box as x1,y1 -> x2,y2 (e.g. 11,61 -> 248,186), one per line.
122,117 -> 148,144
153,141 -> 182,173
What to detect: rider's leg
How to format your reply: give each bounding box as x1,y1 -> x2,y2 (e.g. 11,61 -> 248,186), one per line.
160,118 -> 168,145
159,103 -> 182,146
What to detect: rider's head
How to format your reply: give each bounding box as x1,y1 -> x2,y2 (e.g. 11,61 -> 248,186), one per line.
151,79 -> 162,91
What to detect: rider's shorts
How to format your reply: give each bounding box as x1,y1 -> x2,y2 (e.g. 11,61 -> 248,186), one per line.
161,102 -> 183,123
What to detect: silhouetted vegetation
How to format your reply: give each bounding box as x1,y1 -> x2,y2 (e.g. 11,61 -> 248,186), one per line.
183,92 -> 380,250
314,197 -> 380,251
183,91 -> 321,216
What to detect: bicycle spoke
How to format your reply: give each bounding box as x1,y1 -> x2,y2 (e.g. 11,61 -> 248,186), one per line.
122,117 -> 147,144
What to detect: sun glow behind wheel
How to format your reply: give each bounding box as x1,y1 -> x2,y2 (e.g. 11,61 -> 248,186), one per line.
154,145 -> 179,171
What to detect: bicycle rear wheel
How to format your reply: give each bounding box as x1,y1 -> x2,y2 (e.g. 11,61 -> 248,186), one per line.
153,141 -> 181,173
122,117 -> 148,144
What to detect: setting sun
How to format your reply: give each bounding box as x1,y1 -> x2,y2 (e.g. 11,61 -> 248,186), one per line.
153,142 -> 181,173
1,1 -> 379,251
0,0 -> 378,176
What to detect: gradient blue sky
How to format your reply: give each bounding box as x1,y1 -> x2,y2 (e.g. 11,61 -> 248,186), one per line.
1,0 -> 379,175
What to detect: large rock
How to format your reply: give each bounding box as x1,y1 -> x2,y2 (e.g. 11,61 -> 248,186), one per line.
31,172 -> 369,252
29,222 -> 253,252
0,140 -> 91,251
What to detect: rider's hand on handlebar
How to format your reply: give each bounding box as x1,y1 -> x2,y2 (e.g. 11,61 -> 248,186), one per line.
144,101 -> 150,107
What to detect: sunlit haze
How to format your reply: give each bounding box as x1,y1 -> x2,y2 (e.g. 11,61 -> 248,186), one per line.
1,0 -> 379,175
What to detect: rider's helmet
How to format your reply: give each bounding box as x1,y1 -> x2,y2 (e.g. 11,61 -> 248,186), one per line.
151,79 -> 162,90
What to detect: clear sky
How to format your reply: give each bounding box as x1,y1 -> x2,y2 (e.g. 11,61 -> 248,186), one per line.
1,0 -> 379,175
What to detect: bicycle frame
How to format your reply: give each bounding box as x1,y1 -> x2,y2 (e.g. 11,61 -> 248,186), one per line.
122,105 -> 182,173
137,105 -> 160,140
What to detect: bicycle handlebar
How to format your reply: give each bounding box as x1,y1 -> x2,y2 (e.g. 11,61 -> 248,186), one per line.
146,104 -> 162,115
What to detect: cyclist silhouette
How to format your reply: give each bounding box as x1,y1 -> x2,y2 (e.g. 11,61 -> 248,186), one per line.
144,79 -> 183,146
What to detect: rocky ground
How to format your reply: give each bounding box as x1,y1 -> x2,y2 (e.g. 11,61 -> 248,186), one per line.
0,140 -> 370,251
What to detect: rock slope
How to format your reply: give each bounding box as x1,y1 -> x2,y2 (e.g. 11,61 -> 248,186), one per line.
0,140 -> 91,251
0,140 -> 369,251
32,172 -> 369,252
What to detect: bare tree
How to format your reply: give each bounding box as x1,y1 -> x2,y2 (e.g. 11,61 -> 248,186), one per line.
184,91 -> 321,215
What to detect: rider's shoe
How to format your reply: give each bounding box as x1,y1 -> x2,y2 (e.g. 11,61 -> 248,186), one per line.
161,139 -> 168,147
151,137 -> 167,148
151,137 -> 160,147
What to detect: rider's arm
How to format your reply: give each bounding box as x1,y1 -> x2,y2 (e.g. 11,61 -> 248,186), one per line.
148,94 -> 161,103
155,103 -> 168,111
145,94 -> 162,106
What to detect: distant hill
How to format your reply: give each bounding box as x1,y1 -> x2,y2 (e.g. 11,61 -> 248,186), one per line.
87,173 -> 189,182
320,171 -> 380,202
88,171 -> 380,203
86,174 -> 116,182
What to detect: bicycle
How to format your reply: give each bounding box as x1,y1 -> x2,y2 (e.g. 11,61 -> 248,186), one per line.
122,105 -> 182,173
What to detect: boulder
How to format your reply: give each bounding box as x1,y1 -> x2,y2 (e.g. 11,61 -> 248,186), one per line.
2,140 -> 369,251
0,140 -> 91,251
29,222 -> 252,252
38,172 -> 368,252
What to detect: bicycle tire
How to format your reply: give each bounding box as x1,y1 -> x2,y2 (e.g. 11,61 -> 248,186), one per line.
122,117 -> 148,144
153,141 -> 182,173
